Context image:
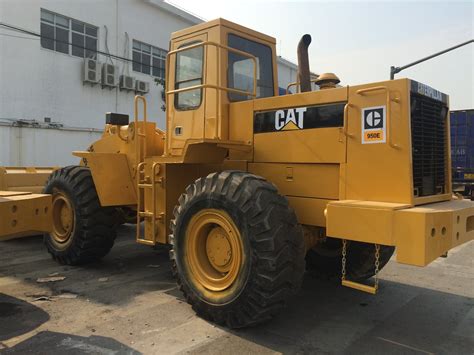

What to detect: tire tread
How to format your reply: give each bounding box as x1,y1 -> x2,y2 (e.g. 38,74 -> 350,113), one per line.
43,166 -> 117,265
169,171 -> 305,328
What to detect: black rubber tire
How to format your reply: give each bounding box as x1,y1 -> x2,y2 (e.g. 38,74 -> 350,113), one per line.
467,185 -> 474,201
170,171 -> 305,328
43,166 -> 117,265
116,207 -> 139,225
306,237 -> 395,282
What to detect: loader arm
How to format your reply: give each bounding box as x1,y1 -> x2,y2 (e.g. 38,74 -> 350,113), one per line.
0,191 -> 52,241
0,167 -> 56,240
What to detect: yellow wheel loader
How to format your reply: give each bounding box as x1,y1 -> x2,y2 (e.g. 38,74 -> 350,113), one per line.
1,19 -> 473,328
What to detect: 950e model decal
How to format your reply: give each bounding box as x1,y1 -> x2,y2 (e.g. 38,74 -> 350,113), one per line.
254,103 -> 345,133
361,105 -> 386,144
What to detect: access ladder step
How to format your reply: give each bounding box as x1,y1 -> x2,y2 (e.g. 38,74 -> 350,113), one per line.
136,238 -> 155,246
138,183 -> 153,188
341,280 -> 377,295
139,211 -> 154,218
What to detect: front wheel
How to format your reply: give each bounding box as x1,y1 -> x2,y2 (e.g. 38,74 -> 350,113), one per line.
170,171 -> 305,328
43,166 -> 118,265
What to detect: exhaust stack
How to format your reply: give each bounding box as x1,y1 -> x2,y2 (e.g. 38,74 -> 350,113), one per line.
297,34 -> 312,92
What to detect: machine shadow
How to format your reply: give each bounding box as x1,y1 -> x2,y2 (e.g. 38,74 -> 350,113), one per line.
0,294 -> 50,342
0,225 -> 176,306
1,331 -> 141,354
227,274 -> 474,354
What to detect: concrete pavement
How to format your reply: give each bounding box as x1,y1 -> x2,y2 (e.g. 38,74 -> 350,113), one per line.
0,225 -> 473,354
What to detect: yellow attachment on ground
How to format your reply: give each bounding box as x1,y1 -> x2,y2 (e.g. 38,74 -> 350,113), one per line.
0,191 -> 52,241
0,167 -> 56,193
327,199 -> 474,266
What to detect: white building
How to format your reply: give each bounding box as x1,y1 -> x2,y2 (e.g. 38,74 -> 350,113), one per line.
0,0 -> 302,166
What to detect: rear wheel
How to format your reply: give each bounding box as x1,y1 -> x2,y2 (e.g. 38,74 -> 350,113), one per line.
306,237 -> 395,282
43,166 -> 117,265
170,171 -> 305,328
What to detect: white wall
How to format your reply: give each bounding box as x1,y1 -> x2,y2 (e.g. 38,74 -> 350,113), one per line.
0,0 -> 196,165
0,125 -> 102,166
0,0 -> 300,166
277,59 -> 298,92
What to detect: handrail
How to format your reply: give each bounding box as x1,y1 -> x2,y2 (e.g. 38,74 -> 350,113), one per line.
116,127 -> 129,142
342,103 -> 354,137
136,161 -> 146,243
106,125 -> 128,142
286,78 -> 320,94
168,40 -> 256,58
356,86 -> 399,149
150,162 -> 159,244
134,95 -> 148,163
167,83 -> 256,97
356,86 -> 388,95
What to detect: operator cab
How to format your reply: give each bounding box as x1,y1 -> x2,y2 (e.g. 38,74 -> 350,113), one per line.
166,18 -> 278,156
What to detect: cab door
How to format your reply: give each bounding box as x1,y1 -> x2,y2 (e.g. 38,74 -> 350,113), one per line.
167,33 -> 208,156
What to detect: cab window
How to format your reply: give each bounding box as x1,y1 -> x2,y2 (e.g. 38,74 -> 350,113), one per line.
227,34 -> 274,102
175,42 -> 203,110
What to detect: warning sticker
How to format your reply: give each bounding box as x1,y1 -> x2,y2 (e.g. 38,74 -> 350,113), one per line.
361,106 -> 386,144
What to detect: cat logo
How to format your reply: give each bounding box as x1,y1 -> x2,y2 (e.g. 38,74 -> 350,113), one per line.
274,107 -> 307,130
253,103 -> 345,134
361,106 -> 386,144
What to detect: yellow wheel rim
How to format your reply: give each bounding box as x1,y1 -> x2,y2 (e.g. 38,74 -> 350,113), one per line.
51,191 -> 75,244
185,209 -> 243,292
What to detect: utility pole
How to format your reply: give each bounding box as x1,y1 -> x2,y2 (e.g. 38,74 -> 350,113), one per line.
390,39 -> 473,79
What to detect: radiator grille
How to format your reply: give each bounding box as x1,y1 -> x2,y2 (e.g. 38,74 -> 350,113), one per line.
410,93 -> 448,197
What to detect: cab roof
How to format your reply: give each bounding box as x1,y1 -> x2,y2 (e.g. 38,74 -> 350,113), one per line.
171,18 -> 276,44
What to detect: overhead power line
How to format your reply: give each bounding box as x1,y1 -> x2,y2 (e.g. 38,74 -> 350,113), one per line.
0,22 -> 165,74
0,32 -> 40,40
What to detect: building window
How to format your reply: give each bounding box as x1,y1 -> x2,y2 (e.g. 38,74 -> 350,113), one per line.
40,9 -> 98,58
132,40 -> 167,78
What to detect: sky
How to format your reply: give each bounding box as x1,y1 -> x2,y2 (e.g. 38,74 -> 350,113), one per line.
169,0 -> 473,109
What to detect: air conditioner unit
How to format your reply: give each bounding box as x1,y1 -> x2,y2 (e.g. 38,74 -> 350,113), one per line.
101,63 -> 117,88
83,59 -> 100,85
119,75 -> 135,92
135,80 -> 149,94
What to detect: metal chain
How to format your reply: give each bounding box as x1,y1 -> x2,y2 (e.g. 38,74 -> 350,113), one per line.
341,239 -> 347,281
374,244 -> 381,290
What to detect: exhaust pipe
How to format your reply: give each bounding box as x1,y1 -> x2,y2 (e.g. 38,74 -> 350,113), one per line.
297,34 -> 312,92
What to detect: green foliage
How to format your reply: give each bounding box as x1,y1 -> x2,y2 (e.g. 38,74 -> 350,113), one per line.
155,77 -> 166,112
